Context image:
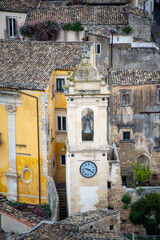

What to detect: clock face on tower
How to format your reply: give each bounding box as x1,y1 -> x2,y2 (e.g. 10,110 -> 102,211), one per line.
80,161 -> 97,178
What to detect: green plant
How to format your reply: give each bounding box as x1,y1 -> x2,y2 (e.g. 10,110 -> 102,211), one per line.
62,21 -> 84,32
136,187 -> 144,196
155,213 -> 160,224
122,25 -> 133,35
9,201 -> 27,210
132,162 -> 151,185
158,32 -> 160,37
121,194 -> 131,205
122,204 -> 129,209
19,17 -> 61,41
129,193 -> 160,234
143,218 -> 158,235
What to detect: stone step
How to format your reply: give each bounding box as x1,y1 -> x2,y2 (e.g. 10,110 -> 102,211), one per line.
57,187 -> 68,220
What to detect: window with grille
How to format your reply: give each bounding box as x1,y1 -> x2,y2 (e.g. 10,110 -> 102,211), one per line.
56,78 -> 65,91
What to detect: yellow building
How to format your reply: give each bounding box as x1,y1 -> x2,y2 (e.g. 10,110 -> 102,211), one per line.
0,40 -> 93,208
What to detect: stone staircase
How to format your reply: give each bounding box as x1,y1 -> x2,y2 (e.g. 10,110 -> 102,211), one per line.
57,187 -> 68,221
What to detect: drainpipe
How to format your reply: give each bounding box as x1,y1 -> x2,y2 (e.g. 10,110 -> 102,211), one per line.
110,30 -> 114,68
18,91 -> 41,205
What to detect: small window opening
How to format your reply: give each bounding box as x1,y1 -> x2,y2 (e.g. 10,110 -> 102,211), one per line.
60,155 -> 66,166
122,176 -> 127,186
95,43 -> 101,54
123,131 -> 130,141
107,181 -> 111,189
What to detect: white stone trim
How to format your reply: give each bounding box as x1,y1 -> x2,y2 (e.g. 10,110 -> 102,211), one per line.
22,167 -> 33,184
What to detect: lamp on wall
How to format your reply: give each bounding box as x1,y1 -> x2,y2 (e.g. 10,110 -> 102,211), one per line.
61,145 -> 66,152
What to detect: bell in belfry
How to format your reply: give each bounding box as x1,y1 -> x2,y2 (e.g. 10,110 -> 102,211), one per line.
83,119 -> 92,133
82,119 -> 93,141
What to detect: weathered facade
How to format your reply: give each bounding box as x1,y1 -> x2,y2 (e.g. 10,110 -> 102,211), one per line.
0,40 -> 93,209
111,69 -> 160,186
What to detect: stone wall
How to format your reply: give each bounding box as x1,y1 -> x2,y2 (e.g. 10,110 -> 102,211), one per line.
47,177 -> 59,221
111,83 -> 160,186
63,208 -> 121,232
129,14 -> 151,42
113,47 -> 160,70
120,187 -> 160,234
88,34 -> 110,74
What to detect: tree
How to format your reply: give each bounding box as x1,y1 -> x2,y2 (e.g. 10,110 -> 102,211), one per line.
132,162 -> 151,185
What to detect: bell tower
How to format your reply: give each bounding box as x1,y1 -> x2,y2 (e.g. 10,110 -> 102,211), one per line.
65,50 -> 111,215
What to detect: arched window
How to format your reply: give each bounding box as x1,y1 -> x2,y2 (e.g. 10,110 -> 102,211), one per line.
82,108 -> 94,141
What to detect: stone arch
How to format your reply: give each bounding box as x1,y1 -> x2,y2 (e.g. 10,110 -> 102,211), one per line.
82,108 -> 94,141
137,154 -> 149,168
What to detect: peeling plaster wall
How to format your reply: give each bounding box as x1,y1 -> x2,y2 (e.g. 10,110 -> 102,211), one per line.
39,93 -> 49,177
111,84 -> 160,186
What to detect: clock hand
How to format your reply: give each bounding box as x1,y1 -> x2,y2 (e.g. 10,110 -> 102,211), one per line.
85,168 -> 94,173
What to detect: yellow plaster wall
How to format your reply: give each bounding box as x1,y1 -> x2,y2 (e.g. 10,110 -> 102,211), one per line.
53,70 -> 73,184
15,91 -> 47,204
54,70 -> 69,109
55,143 -> 66,183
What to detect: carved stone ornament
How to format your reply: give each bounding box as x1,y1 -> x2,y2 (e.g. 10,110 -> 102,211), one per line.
5,105 -> 16,113
22,167 -> 33,184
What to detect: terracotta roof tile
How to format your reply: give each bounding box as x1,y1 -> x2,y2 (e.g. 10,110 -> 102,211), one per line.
0,0 -> 40,13
0,40 -> 92,91
26,5 -> 129,25
0,203 -> 39,227
129,5 -> 147,18
22,209 -> 123,239
111,69 -> 160,86
86,0 -> 128,3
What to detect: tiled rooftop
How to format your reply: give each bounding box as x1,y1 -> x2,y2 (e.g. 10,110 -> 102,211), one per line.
62,209 -> 119,225
0,0 -> 40,13
0,203 -> 39,228
85,0 -> 128,3
21,209 -> 124,240
111,69 -> 160,86
41,0 -> 128,4
26,5 -> 147,26
0,40 -> 92,91
23,224 -> 125,240
26,5 -> 129,25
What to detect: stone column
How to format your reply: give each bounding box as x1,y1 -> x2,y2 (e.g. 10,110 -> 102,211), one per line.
5,105 -> 19,201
